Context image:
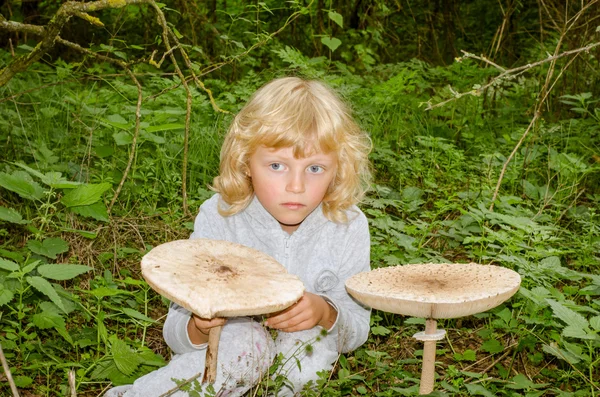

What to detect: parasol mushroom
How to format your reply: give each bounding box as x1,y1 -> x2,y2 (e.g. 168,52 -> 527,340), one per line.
141,239 -> 305,383
345,262 -> 521,395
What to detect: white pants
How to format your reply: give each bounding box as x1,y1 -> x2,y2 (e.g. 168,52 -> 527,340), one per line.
104,317 -> 339,397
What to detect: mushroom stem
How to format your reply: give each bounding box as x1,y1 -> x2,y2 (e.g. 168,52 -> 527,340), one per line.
419,318 -> 438,395
202,325 -> 223,383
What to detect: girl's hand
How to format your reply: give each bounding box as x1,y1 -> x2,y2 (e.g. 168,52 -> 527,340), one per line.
264,292 -> 337,332
187,315 -> 226,345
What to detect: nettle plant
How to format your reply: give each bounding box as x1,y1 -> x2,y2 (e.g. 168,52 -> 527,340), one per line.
0,255 -> 91,389
0,166 -> 167,392
0,162 -> 111,232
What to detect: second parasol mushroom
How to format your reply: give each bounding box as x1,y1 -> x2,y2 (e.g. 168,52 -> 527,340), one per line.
346,262 -> 521,395
141,239 -> 305,383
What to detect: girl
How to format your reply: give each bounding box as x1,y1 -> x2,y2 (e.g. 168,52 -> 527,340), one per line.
106,76 -> 372,396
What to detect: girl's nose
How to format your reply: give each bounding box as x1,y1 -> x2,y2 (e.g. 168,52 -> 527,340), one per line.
286,171 -> 305,193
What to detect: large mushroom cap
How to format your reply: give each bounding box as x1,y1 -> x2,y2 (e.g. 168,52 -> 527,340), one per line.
346,263 -> 521,319
141,239 -> 305,318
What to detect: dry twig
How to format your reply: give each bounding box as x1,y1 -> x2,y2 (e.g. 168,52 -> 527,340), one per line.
0,343 -> 20,397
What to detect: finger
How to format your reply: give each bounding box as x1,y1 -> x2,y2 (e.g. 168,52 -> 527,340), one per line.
266,308 -> 302,326
279,319 -> 315,333
267,297 -> 304,318
267,310 -> 313,329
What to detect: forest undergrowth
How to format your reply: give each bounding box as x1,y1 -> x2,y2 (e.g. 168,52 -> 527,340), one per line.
1,1 -> 600,396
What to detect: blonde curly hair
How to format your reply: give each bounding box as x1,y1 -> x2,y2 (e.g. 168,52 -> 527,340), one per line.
212,76 -> 371,223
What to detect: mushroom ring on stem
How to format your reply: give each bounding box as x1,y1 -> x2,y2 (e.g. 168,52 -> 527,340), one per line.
345,262 -> 521,395
141,239 -> 305,383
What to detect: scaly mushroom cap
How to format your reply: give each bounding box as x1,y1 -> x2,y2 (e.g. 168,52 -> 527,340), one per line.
345,263 -> 521,319
141,239 -> 305,318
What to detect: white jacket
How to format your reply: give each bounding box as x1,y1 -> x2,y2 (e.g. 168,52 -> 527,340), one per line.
163,193 -> 371,354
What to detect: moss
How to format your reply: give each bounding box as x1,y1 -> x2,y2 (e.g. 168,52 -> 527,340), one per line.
107,0 -> 128,8
80,13 -> 104,27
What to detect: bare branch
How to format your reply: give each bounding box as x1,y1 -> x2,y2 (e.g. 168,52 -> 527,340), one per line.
146,1 -> 196,215
0,15 -> 45,35
425,41 -> 600,111
0,0 -> 146,88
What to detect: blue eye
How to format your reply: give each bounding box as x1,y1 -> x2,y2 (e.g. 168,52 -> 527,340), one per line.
270,163 -> 283,171
308,165 -> 324,174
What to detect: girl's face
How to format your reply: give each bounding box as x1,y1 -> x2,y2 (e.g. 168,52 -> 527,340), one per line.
248,145 -> 337,234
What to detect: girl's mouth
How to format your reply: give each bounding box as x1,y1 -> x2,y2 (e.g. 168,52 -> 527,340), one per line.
281,203 -> 304,209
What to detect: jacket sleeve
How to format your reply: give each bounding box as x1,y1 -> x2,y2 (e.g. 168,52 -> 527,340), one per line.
163,196 -> 224,354
322,211 -> 371,353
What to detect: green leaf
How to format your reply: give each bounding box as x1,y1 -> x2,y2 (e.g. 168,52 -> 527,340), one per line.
328,11 -> 343,28
589,316 -> 600,331
0,171 -> 45,200
455,349 -> 477,361
0,285 -> 15,306
40,301 -> 61,314
41,172 -> 80,188
12,164 -> 80,189
546,299 -> 589,329
11,162 -> 45,179
90,360 -> 118,380
370,325 -> 391,336
480,338 -> 504,354
102,114 -> 130,130
465,383 -> 495,397
542,343 -> 582,364
0,249 -> 23,263
321,36 -> 342,52
121,308 -> 155,323
111,337 -> 142,376
114,51 -> 127,60
14,376 -> 33,388
562,325 -> 596,340
172,26 -> 183,39
145,123 -> 185,133
113,131 -> 133,146
138,347 -> 166,367
56,325 -> 74,345
61,228 -> 98,239
95,145 -> 114,158
0,206 -> 29,224
141,130 -> 166,144
0,258 -> 20,272
37,264 -> 92,280
70,201 -> 110,222
402,186 -> 424,202
26,276 -> 67,313
32,311 -> 65,329
505,374 -> 543,389
61,183 -> 111,207
86,286 -> 132,298
27,238 -> 69,259
22,259 -> 41,274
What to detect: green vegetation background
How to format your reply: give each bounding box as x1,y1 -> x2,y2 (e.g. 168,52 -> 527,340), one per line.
0,0 -> 599,395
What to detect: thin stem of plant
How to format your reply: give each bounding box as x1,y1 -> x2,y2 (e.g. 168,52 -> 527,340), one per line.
147,1 -> 195,215
158,371 -> 203,397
